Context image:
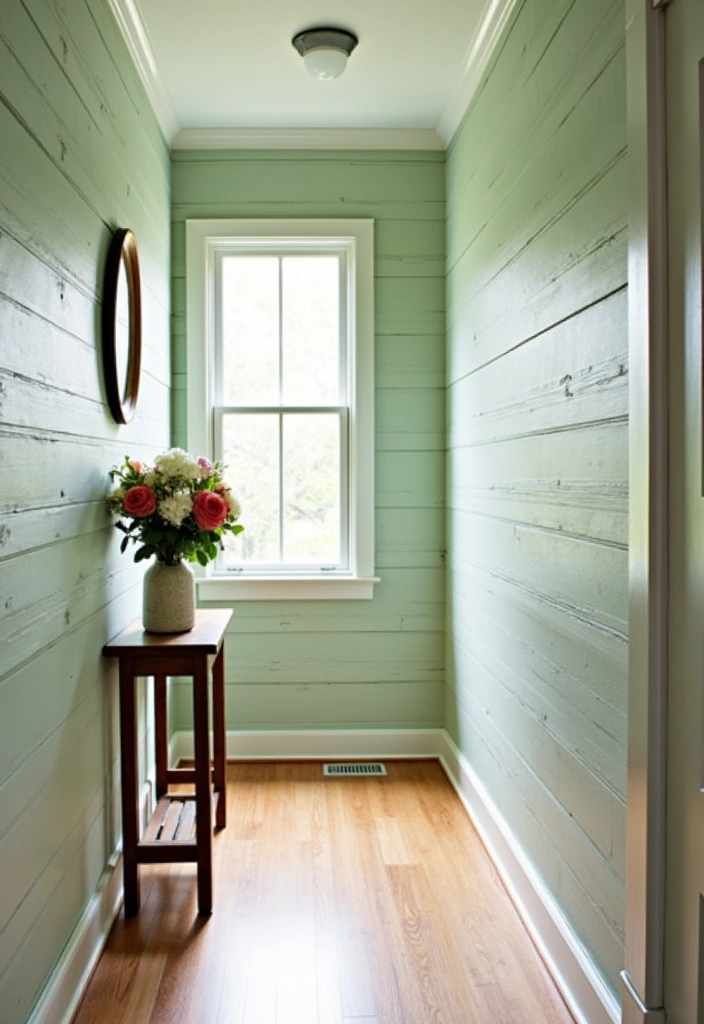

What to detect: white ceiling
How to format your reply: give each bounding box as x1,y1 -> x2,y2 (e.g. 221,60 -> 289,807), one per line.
115,0 -> 516,147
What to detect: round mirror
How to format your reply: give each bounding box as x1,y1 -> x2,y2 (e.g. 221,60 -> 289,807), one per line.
102,227 -> 142,424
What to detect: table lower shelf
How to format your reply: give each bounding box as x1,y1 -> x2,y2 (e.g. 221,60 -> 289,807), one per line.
146,795 -> 197,843
135,792 -> 221,865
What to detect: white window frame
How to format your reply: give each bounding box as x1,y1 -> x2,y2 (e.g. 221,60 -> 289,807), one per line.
186,218 -> 378,600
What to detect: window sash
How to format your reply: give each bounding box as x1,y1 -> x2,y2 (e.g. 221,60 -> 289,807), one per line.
212,248 -> 349,410
185,217 -> 376,597
214,407 -> 350,573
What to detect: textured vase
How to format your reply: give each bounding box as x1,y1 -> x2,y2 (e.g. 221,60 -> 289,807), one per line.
142,560 -> 195,634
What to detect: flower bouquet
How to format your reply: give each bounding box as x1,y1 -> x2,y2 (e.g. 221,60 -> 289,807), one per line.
106,448 -> 244,567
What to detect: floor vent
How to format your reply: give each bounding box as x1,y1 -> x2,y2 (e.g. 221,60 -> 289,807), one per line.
323,762 -> 387,777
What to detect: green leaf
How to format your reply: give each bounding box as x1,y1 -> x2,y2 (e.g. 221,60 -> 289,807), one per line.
120,536 -> 129,554
196,550 -> 209,567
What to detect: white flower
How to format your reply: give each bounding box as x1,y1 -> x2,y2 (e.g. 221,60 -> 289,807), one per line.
143,471 -> 157,487
154,448 -> 201,481
158,491 -> 193,526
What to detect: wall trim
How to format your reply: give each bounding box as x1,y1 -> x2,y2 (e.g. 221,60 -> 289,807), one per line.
25,854 -> 123,1024
620,970 -> 667,1023
438,733 -> 621,1024
623,0 -> 669,1010
172,127 -> 444,151
27,782 -> 153,1024
170,727 -> 446,763
437,0 -> 522,145
106,0 -> 180,142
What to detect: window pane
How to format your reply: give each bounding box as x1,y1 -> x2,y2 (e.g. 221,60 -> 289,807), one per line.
282,414 -> 341,564
282,256 -> 339,405
221,414 -> 280,564
221,256 -> 279,405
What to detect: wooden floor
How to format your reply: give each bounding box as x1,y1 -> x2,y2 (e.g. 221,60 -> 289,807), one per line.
71,761 -> 575,1024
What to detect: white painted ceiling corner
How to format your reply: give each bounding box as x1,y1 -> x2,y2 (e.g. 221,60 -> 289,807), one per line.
110,0 -> 518,151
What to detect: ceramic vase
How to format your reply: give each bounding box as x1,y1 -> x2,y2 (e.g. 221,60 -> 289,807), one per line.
142,559 -> 195,633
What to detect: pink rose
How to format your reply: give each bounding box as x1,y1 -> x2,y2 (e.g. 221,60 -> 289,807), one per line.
193,490 -> 228,530
123,485 -> 157,518
198,456 -> 213,474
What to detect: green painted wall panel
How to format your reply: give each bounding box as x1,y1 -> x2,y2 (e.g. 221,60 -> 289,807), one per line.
170,680 -> 445,732
172,149 -> 446,735
445,0 -> 627,1004
0,2 -> 171,1020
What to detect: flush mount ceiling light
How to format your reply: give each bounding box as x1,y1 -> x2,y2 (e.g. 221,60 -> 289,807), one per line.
292,27 -> 358,81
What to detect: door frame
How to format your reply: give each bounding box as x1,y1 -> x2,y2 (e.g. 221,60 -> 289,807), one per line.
622,1 -> 672,1021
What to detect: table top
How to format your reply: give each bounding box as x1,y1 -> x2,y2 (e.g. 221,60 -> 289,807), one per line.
103,608 -> 233,657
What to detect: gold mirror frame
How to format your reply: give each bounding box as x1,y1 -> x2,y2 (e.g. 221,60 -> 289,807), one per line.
102,227 -> 142,424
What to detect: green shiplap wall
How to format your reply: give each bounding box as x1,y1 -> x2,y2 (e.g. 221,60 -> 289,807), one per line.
445,0 -> 628,1003
0,2 -> 171,1021
171,150 -> 446,731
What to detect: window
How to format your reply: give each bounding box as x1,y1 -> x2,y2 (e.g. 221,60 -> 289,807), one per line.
186,219 -> 377,600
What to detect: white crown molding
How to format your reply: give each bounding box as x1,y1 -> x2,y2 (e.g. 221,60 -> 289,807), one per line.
108,0 -> 512,153
107,0 -> 180,143
171,127 -> 444,151
437,0 -> 522,146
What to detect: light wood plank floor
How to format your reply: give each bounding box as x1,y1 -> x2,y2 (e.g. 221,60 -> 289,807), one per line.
72,761 -> 576,1024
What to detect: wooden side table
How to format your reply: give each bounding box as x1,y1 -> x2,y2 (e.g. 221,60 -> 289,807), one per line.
103,608 -> 232,916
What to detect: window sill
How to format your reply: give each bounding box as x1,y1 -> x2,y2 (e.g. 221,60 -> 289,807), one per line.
197,575 -> 380,601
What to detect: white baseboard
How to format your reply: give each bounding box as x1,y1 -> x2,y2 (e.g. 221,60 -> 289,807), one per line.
438,732 -> 621,1024
31,729 -> 618,1024
620,970 -> 666,1024
28,780 -> 154,1024
26,853 -> 123,1024
170,727 -> 445,764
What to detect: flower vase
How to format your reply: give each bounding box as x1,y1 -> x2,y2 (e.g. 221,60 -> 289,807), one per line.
142,560 -> 195,634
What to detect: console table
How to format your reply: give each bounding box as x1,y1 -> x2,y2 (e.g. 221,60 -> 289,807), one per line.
103,608 -> 232,916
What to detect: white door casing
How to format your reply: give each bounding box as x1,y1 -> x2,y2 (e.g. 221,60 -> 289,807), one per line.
662,0 -> 704,1021
622,1 -> 669,1019
623,1 -> 704,1022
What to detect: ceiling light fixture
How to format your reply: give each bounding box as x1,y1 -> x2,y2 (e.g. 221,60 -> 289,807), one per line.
292,27 -> 358,81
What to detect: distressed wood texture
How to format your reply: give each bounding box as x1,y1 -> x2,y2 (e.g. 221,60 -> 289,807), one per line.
0,2 -> 171,1021
71,761 -> 576,1024
171,150 -> 446,732
445,0 -> 628,1005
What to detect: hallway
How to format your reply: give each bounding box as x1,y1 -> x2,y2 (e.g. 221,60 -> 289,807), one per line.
71,762 -> 575,1023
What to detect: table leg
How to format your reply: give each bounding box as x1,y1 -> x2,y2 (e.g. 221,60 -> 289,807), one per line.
118,659 -> 140,915
193,657 -> 213,915
154,674 -> 168,798
212,645 -> 226,829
